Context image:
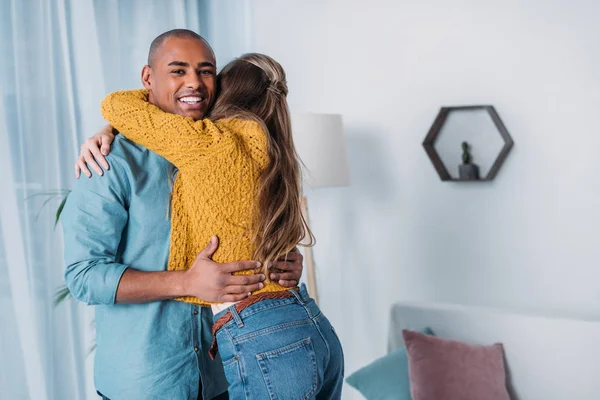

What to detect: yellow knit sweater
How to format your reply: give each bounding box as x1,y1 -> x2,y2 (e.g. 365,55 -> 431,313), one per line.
101,89 -> 286,306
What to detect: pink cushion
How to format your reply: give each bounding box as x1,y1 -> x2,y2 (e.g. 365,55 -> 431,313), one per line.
402,329 -> 511,400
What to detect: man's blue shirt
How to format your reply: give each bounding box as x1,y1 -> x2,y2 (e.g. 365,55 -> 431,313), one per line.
62,135 -> 228,399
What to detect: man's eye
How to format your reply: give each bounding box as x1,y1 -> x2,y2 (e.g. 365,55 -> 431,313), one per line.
200,70 -> 214,75
171,69 -> 184,75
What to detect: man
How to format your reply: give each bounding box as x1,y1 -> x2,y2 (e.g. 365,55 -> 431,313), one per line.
63,29 -> 304,400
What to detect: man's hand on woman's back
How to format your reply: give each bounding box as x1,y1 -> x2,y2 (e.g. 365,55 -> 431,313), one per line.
270,248 -> 303,287
185,236 -> 266,302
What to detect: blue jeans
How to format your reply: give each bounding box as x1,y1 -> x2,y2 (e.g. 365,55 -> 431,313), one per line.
99,388 -> 228,399
101,395 -> 227,400
213,284 -> 344,399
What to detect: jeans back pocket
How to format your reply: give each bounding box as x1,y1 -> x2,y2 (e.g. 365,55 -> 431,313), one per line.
256,338 -> 318,400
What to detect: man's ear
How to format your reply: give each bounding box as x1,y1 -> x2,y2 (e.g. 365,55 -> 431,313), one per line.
141,65 -> 152,90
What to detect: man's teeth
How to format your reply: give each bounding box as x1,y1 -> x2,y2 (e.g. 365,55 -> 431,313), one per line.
180,97 -> 203,104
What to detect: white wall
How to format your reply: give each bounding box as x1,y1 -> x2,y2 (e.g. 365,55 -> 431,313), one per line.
243,0 -> 600,397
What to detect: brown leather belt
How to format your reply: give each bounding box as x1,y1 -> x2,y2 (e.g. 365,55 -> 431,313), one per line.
208,289 -> 298,360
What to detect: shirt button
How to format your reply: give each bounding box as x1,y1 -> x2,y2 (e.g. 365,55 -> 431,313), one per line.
193,309 -> 198,315
194,347 -> 199,352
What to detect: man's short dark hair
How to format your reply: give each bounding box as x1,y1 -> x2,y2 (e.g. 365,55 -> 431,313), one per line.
147,29 -> 213,67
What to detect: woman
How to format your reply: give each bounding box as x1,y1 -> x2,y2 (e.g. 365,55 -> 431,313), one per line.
83,53 -> 344,399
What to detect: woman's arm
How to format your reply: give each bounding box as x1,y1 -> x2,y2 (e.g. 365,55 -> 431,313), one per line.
75,124 -> 116,178
100,89 -> 215,168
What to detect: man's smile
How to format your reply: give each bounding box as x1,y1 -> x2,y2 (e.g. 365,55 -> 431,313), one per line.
178,95 -> 206,111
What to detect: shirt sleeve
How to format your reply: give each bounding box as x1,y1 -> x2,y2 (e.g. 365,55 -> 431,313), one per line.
100,89 -> 216,168
61,155 -> 131,306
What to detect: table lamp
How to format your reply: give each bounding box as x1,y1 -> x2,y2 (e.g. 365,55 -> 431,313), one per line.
292,113 -> 350,304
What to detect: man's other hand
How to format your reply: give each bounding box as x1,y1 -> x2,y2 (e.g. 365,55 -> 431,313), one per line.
270,247 -> 303,287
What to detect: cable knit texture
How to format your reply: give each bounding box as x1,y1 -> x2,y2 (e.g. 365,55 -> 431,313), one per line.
101,89 -> 286,306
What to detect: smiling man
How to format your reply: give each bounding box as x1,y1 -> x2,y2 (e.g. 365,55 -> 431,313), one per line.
144,32 -> 216,119
62,30 -> 304,400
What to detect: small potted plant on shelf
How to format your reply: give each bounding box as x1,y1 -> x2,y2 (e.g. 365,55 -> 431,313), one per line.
459,141 -> 479,180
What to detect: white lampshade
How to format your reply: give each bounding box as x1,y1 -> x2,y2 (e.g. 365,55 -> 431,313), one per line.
292,113 -> 350,189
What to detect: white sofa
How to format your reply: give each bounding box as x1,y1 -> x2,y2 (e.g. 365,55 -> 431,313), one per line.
388,302 -> 600,400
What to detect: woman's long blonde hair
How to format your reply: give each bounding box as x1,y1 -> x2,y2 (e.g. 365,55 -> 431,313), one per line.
209,53 -> 315,274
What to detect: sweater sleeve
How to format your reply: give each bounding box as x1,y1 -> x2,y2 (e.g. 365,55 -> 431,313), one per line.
100,89 -> 215,168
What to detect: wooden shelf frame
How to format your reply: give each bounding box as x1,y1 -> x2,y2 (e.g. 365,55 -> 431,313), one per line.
422,105 -> 514,182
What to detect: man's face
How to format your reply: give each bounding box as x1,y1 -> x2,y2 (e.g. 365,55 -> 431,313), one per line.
142,37 -> 216,120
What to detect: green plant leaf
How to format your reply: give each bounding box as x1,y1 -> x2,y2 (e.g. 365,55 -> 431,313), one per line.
87,343 -> 97,357
53,285 -> 71,307
36,194 -> 60,221
54,194 -> 69,229
24,190 -> 70,201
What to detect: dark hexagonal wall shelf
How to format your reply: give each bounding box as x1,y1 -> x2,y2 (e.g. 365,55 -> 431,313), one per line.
422,105 -> 514,181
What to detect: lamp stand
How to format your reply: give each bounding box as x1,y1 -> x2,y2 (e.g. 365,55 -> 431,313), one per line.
300,196 -> 319,304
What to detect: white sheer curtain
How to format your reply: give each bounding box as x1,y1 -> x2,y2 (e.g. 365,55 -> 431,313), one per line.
0,1 -> 229,399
